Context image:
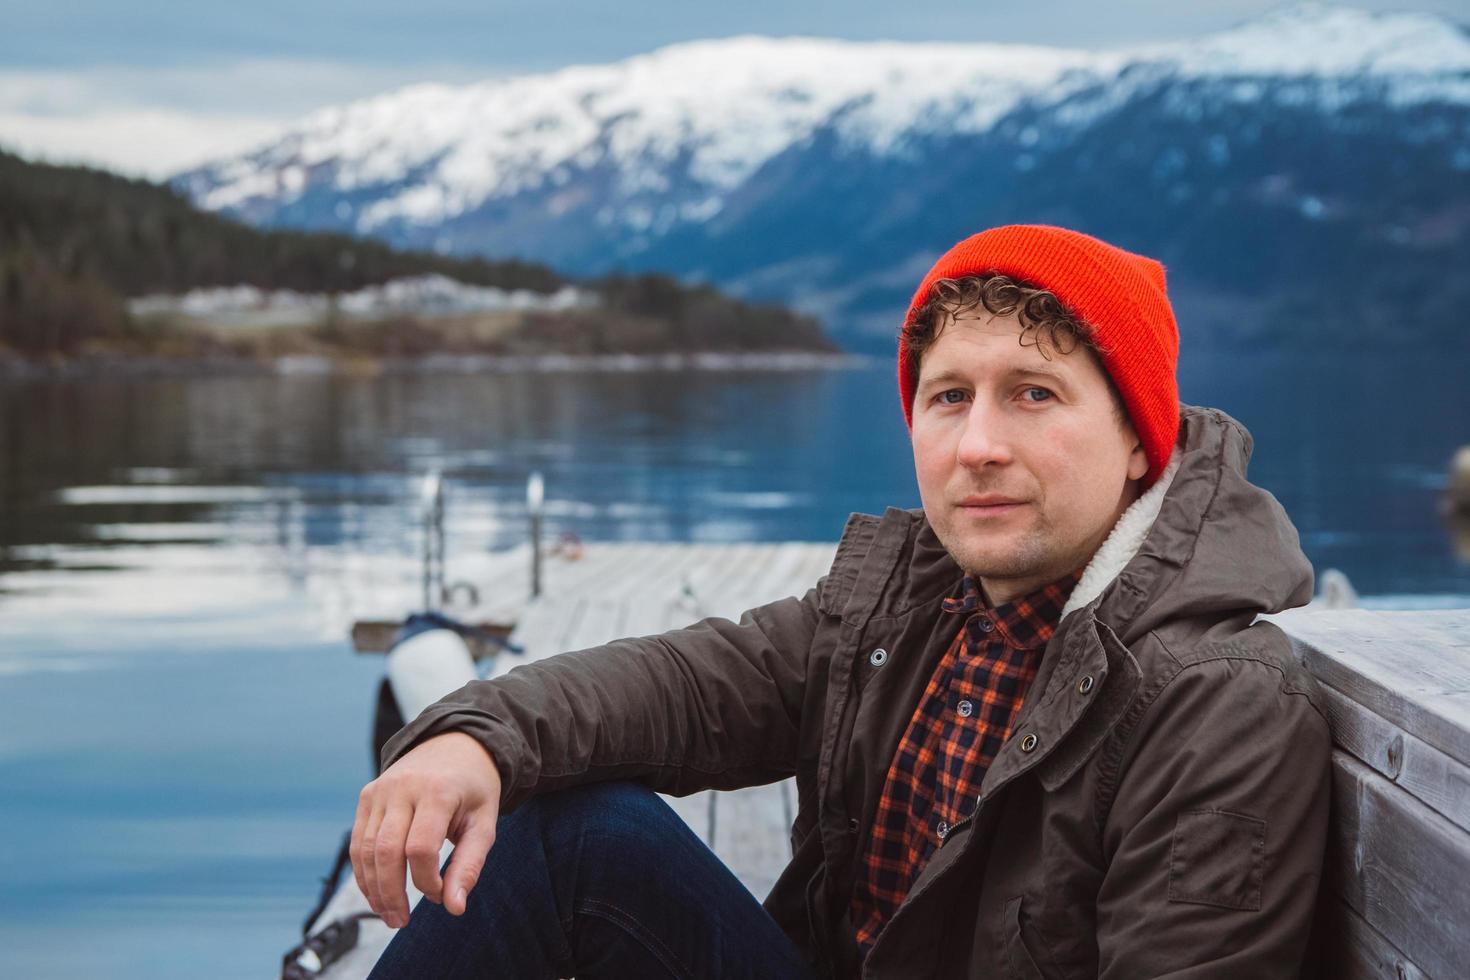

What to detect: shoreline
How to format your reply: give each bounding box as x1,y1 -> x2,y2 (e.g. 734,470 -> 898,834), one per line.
0,349 -> 873,382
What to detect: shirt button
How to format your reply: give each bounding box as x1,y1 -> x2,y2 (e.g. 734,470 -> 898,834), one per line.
937,820 -> 950,839
956,699 -> 974,718
977,617 -> 994,632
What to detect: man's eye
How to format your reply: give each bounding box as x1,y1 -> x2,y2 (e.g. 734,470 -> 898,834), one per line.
937,389 -> 967,405
1022,387 -> 1053,402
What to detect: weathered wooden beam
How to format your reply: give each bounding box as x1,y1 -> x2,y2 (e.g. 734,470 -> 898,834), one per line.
1325,750 -> 1470,979
1271,609 -> 1470,769
1315,894 -> 1428,980
1317,682 -> 1470,835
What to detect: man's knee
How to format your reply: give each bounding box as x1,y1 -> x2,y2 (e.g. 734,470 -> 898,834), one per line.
523,780 -> 675,836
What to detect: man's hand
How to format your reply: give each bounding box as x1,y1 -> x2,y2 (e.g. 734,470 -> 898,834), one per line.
350,731 -> 503,928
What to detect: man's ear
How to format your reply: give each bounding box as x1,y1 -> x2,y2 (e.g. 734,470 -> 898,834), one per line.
1126,437 -> 1149,482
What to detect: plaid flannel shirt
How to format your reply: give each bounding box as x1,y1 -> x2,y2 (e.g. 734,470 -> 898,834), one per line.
850,567 -> 1084,956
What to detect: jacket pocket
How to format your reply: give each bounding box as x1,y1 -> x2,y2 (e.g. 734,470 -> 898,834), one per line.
1002,896 -> 1051,980
1167,808 -> 1265,910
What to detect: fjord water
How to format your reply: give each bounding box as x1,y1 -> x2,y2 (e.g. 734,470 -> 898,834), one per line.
1,353 -> 1466,978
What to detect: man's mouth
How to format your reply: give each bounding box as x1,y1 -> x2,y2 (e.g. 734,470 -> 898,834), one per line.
958,502 -> 1024,516
957,494 -> 1026,510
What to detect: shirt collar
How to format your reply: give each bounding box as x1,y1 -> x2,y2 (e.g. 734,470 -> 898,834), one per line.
941,567 -> 1085,649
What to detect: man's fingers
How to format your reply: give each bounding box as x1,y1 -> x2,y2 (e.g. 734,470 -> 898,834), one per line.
373,801 -> 414,928
442,814 -> 497,916
359,799 -> 387,919
403,802 -> 453,905
349,785 -> 374,901
347,733 -> 504,928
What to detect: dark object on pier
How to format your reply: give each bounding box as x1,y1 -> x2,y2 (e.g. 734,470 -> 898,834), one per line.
1445,446 -> 1470,516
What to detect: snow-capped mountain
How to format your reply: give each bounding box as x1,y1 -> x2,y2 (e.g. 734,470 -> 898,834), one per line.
177,4 -> 1470,352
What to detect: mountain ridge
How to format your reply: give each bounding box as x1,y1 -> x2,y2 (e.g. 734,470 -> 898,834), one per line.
175,4 -> 1470,353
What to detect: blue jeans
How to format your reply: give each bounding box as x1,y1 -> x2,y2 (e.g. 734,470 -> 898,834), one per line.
367,780 -> 819,979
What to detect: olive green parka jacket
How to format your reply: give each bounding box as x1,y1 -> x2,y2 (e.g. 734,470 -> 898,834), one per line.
382,405 -> 1332,979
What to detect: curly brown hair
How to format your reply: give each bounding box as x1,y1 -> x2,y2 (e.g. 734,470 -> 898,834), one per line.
901,274 -> 1129,429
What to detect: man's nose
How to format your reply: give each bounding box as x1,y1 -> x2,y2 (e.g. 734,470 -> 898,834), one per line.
955,401 -> 1015,469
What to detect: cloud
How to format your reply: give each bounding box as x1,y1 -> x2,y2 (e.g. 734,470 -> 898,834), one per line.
0,59 -> 498,178
0,108 -> 288,179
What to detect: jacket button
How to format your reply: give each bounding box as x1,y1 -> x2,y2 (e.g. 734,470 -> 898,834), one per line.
848,817 -> 860,833
868,648 -> 888,667
1077,674 -> 1095,695
1019,733 -> 1039,752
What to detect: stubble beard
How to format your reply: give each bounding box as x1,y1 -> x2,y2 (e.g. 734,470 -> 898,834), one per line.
938,509 -> 1059,584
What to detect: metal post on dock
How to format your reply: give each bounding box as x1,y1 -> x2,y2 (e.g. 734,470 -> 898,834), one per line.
421,470 -> 444,612
528,471 -> 545,599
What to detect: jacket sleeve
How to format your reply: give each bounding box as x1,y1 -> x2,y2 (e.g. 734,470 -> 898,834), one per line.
378,581 -> 824,814
1094,637 -> 1332,979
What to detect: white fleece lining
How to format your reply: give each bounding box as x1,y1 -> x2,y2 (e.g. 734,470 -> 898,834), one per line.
1060,448 -> 1183,621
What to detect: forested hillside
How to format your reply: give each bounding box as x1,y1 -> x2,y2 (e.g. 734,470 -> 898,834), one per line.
0,150 -> 835,359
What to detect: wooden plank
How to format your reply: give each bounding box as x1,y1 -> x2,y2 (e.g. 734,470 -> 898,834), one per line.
683,543 -> 806,627
1272,609 -> 1470,693
662,790 -> 717,847
498,595 -> 587,674
558,597 -> 628,654
774,543 -> 833,605
716,542 -> 777,604
590,543 -> 663,603
758,543 -> 821,603
625,545 -> 720,623
644,543 -> 799,634
732,541 -> 791,605
1271,609 -> 1470,769
600,548 -> 701,638
800,544 -> 837,593
456,543 -> 537,614
608,543 -> 698,604
725,542 -> 796,611
709,779 -> 797,901
682,544 -> 753,612
535,541 -> 633,598
1314,895 -> 1429,980
1326,751 -> 1470,979
508,545 -> 820,660
1318,683 -> 1470,835
638,546 -> 719,632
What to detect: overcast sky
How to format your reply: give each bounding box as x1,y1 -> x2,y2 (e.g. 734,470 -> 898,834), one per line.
0,1 -> 1463,177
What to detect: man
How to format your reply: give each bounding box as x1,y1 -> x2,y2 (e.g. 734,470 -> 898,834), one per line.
354,224 -> 1331,978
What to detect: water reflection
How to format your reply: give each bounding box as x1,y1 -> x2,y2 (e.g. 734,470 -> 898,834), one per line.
4,359 -> 1470,639
0,366 -> 906,666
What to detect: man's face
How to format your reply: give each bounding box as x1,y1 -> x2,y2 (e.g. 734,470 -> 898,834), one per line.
910,309 -> 1149,605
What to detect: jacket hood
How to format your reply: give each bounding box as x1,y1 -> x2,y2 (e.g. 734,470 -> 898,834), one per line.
1068,404 -> 1313,643
906,405 -> 1313,645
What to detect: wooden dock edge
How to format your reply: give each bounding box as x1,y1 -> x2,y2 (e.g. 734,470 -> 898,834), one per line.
1269,608 -> 1470,980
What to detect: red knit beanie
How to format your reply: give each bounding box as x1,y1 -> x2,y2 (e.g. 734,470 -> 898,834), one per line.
898,224 -> 1180,487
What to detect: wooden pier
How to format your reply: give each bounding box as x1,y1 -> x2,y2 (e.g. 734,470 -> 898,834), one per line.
303,542 -> 1469,979
488,540 -> 838,897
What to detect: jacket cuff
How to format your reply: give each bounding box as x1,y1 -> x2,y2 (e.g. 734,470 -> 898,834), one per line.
378,698 -> 534,812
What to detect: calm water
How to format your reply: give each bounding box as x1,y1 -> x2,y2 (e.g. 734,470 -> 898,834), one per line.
1,355 -> 1467,978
